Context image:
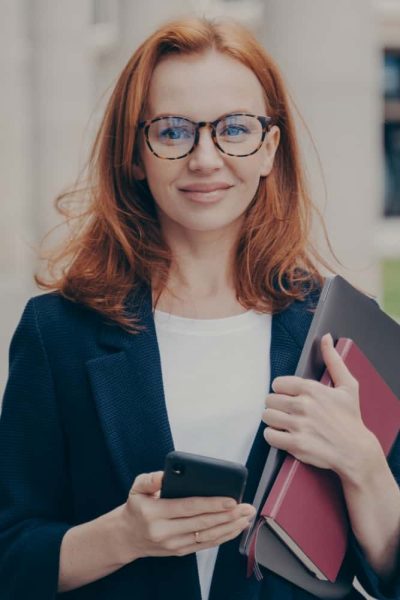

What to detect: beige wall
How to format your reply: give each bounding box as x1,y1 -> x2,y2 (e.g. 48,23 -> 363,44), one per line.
261,0 -> 382,298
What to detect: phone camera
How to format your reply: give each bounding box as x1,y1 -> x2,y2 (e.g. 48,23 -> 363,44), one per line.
172,463 -> 185,476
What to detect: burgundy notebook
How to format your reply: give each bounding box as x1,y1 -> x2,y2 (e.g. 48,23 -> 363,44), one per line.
247,337 -> 400,582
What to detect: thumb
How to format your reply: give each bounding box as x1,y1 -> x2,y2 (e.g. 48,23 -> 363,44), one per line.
129,471 -> 164,497
321,333 -> 353,388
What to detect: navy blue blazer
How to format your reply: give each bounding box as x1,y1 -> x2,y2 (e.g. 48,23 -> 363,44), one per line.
0,282 -> 399,600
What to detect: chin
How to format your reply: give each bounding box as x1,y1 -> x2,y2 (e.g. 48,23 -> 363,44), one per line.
181,213 -> 245,232
157,200 -> 247,232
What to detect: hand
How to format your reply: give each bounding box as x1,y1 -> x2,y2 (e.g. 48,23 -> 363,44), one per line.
119,471 -> 256,562
261,333 -> 376,480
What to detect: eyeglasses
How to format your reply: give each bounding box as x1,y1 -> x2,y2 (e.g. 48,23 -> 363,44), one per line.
138,113 -> 274,160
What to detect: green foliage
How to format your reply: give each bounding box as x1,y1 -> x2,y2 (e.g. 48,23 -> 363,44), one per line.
383,258 -> 400,318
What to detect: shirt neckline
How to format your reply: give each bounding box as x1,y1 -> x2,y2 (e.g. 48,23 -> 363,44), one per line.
153,308 -> 271,335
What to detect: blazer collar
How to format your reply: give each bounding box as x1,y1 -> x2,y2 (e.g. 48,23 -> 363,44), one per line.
86,281 -> 174,490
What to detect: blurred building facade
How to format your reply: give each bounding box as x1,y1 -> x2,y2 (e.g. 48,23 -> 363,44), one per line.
1,0 -> 399,388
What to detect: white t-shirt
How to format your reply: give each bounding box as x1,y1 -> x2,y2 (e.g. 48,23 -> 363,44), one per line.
153,308 -> 272,600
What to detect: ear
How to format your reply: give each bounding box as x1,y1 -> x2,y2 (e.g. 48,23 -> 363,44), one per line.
260,126 -> 280,177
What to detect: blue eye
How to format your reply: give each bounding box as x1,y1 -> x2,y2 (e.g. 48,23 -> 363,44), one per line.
223,125 -> 248,136
159,127 -> 192,142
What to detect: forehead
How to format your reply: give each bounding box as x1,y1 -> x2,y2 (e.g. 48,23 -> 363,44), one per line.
146,50 -> 266,120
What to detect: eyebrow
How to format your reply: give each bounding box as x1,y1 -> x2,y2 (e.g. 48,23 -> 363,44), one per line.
150,109 -> 257,121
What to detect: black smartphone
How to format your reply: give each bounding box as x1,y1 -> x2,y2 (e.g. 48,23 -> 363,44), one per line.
160,450 -> 248,502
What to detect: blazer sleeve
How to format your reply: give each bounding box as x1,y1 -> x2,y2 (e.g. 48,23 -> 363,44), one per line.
349,432 -> 400,600
0,298 -> 73,599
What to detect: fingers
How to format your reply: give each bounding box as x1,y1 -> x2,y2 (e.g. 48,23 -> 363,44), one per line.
129,472 -> 238,519
163,503 -> 255,537
321,334 -> 357,389
124,471 -> 257,561
145,503 -> 255,553
171,514 -> 252,556
262,407 -> 297,431
194,515 -> 251,545
265,392 -> 309,415
272,376 -> 306,396
152,495 -> 237,519
192,525 -> 243,553
265,393 -> 294,413
130,471 -> 164,496
264,427 -> 294,452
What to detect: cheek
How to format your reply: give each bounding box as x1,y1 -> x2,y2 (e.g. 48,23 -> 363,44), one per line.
236,158 -> 267,209
233,154 -> 267,185
142,156 -> 179,201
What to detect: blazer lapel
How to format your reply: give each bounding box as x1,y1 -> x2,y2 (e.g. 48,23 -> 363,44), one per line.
86,282 -> 174,495
208,299 -> 315,600
86,281 -> 202,600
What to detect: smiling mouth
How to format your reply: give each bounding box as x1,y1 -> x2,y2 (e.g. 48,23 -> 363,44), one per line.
179,188 -> 232,203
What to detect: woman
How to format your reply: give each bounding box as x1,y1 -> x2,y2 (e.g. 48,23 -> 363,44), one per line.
0,16 -> 399,600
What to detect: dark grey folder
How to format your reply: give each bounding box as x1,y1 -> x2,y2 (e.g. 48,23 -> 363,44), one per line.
240,274 -> 400,598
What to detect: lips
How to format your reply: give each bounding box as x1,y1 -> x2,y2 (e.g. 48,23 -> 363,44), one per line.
179,187 -> 232,204
179,183 -> 233,193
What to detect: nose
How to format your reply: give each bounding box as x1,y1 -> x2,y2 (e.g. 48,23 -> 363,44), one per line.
187,125 -> 224,172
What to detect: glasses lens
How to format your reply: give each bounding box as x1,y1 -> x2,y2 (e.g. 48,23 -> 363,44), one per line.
147,117 -> 195,158
215,115 -> 263,156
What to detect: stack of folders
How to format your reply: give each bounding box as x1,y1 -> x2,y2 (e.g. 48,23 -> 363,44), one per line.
246,337 -> 400,584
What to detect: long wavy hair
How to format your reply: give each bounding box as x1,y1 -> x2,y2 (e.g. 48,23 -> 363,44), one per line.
35,16 -> 338,333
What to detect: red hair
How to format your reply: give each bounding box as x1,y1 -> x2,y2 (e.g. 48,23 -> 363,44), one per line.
36,16 -> 338,333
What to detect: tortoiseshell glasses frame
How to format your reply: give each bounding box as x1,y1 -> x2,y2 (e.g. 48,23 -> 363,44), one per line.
138,113 -> 275,160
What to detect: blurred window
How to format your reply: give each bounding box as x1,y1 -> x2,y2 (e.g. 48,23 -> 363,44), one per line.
383,50 -> 400,217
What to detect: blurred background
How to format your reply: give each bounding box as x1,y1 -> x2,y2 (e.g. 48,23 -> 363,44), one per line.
1,0 -> 400,394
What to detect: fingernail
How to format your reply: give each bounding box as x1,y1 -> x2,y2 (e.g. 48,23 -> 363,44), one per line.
224,499 -> 237,509
242,505 -> 256,516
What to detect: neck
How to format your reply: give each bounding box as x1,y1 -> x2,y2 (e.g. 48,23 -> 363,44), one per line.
157,221 -> 242,298
151,215 -> 247,316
